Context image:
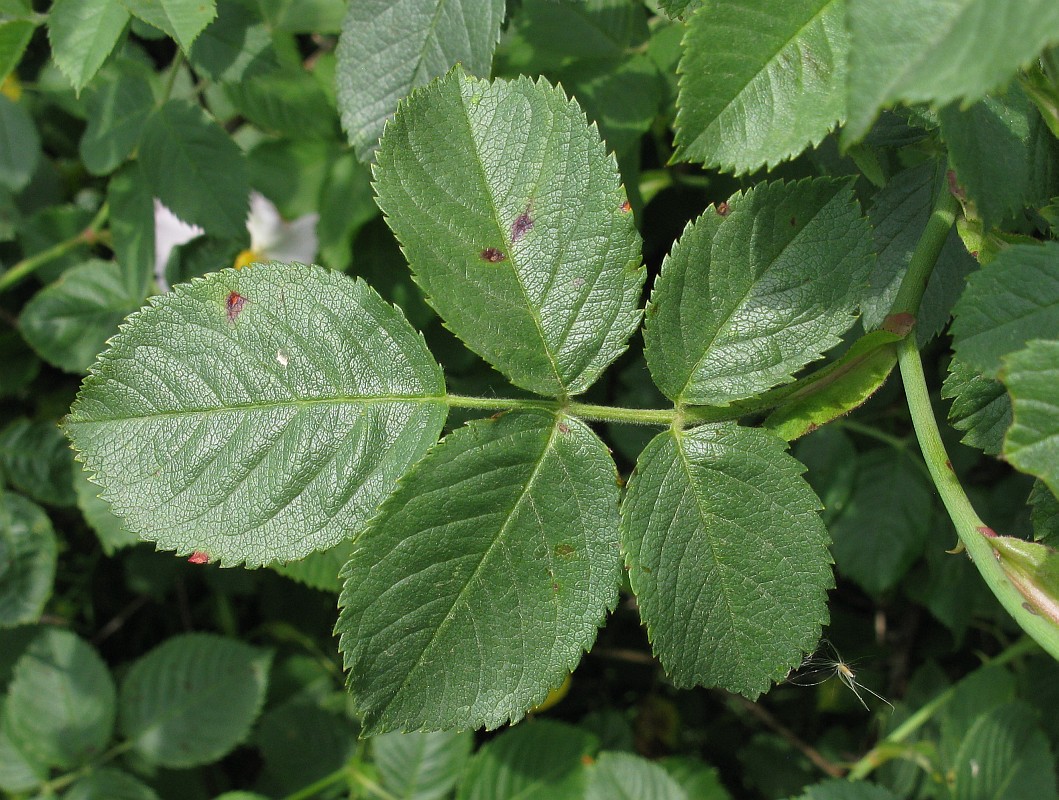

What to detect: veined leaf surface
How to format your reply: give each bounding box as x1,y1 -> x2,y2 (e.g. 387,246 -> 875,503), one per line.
65,263 -> 447,567
338,410 -> 622,733
620,423 -> 832,697
643,179 -> 873,406
375,69 -> 645,398
673,0 -> 849,174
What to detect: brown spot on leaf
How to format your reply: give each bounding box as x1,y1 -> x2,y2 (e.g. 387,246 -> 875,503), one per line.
978,526 -> 998,538
552,582 -> 560,592
620,199 -> 632,213
715,201 -> 730,216
480,247 -> 506,263
1023,602 -> 1041,616
188,551 -> 210,564
555,543 -> 575,558
882,312 -> 916,336
642,566 -> 652,574
511,206 -> 534,242
790,216 -> 797,226
225,291 -> 247,322
558,422 -> 570,434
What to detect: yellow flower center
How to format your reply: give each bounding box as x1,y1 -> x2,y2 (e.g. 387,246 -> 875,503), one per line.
233,249 -> 263,270
1,74 -> 22,102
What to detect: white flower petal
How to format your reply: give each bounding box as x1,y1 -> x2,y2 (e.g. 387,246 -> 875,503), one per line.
265,212 -> 320,264
153,199 -> 204,290
246,190 -> 284,252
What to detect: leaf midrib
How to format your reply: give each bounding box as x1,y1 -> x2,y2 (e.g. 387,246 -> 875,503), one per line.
67,393 -> 446,425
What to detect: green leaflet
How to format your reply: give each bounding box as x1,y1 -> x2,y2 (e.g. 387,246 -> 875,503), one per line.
79,68 -> 154,175
253,704 -> 357,796
1002,339 -> 1059,496
1031,481 -> 1059,546
673,0 -> 849,174
47,0 -> 130,95
138,99 -> 249,238
65,263 -> 447,567
5,628 -> 116,770
793,779 -> 902,800
0,94 -> 39,193
374,69 -> 645,398
338,410 -> 622,733
0,492 -> 56,628
373,730 -> 473,800
120,0 -> 217,52
943,357 -> 1012,456
988,534 -> 1059,628
643,179 -> 873,406
119,633 -> 271,768
336,0 -> 505,162
940,81 -> 1059,228
20,259 -> 142,373
587,752 -> 689,800
456,720 -> 596,800
951,242 -> 1059,379
0,698 -> 46,794
0,417 -> 77,507
620,423 -> 832,698
65,768 -> 160,800
844,0 -> 1059,145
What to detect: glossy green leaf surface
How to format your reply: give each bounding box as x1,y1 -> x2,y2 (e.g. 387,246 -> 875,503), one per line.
951,242 -> 1059,378
643,179 -> 873,405
375,69 -> 644,398
0,493 -> 56,628
943,357 -> 1012,456
373,729 -> 473,800
621,424 -> 832,697
65,263 -> 447,567
339,410 -> 622,733
119,633 -> 271,768
120,0 -> 216,51
336,0 -> 505,161
138,100 -> 249,238
47,0 -> 130,94
844,0 -> 1059,145
5,628 -> 116,769
20,259 -> 141,373
829,448 -> 933,595
456,719 -> 596,800
673,0 -> 849,174
587,752 -> 688,800
1002,339 -> 1059,496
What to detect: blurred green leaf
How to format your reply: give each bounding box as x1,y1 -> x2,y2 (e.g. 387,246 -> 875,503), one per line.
46,0 -> 130,95
660,756 -> 732,800
73,467 -> 139,555
253,702 -> 356,796
225,67 -> 338,140
5,628 -> 116,770
119,633 -> 271,768
0,418 -> 76,507
373,729 -> 473,800
0,94 -> 39,192
791,779 -> 901,800
0,14 -> 36,84
1030,481 -> 1059,546
65,768 -> 161,800
587,751 -> 688,800
456,720 -> 597,800
1002,339 -> 1059,496
0,698 -> 46,794
79,68 -> 154,175
120,0 -> 217,51
0,492 -> 56,628
188,0 -> 277,82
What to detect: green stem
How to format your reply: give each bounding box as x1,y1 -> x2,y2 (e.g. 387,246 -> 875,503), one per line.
846,637 -> 1039,780
33,740 -> 134,795
160,51 -> 184,105
279,765 -> 351,800
444,395 -> 734,427
899,337 -> 1059,660
0,203 -> 109,295
889,180 -> 959,319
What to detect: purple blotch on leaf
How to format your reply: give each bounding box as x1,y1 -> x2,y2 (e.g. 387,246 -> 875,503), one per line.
511,206 -> 534,243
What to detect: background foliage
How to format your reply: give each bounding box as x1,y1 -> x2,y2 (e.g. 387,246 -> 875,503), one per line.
2,0 -> 1059,798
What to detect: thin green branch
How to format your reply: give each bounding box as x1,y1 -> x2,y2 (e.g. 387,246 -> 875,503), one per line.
889,178 -> 960,319
0,203 -> 109,295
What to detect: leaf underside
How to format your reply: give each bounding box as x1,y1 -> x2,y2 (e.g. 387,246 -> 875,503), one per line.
621,423 -> 832,698
374,68 -> 645,398
338,410 -> 623,733
65,263 -> 446,567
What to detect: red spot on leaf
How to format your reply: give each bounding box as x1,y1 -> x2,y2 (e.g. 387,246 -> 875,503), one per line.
511,206 -> 534,242
581,755 -> 595,766
188,551 -> 210,564
620,200 -> 632,213
480,247 -> 506,263
715,201 -> 730,217
226,291 -> 247,322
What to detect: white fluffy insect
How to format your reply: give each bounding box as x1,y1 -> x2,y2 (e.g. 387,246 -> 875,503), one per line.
786,639 -> 894,712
